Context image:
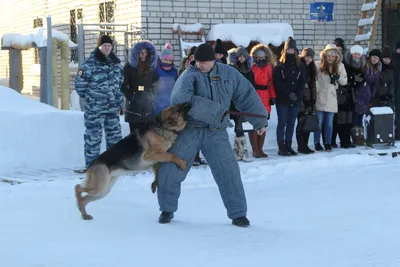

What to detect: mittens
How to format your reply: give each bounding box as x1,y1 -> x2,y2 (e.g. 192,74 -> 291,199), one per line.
288,92 -> 298,102
269,98 -> 276,106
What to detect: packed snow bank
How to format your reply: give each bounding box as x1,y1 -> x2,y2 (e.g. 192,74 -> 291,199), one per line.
1,27 -> 77,49
0,86 -> 129,171
206,23 -> 294,47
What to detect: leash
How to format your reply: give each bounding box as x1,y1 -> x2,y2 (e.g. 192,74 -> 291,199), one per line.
226,110 -> 268,118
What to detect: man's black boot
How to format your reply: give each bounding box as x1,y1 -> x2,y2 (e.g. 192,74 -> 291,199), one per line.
158,212 -> 174,224
232,216 -> 250,227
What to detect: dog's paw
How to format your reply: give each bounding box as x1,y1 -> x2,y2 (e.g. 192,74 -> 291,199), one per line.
151,181 -> 157,193
82,214 -> 93,220
177,160 -> 187,170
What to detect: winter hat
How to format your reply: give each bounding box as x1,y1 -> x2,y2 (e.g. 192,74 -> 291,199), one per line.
284,37 -> 297,51
235,46 -> 248,58
160,43 -> 174,61
213,39 -> 226,55
97,35 -> 113,47
369,49 -> 381,58
323,44 -> 339,56
334,38 -> 345,51
186,46 -> 197,58
255,49 -> 266,58
350,45 -> 364,55
194,43 -> 215,62
301,48 -> 315,60
382,45 -> 392,58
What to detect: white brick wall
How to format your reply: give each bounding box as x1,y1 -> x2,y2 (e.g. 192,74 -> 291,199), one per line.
0,0 -> 384,97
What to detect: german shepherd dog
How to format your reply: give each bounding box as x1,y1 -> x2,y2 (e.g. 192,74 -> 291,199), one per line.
75,102 -> 191,220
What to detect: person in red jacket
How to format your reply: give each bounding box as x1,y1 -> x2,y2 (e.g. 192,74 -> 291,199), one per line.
249,44 -> 276,158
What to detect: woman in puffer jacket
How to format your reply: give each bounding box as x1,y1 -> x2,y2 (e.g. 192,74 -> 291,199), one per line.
154,43 -> 178,116
249,44 -> 276,158
227,46 -> 255,162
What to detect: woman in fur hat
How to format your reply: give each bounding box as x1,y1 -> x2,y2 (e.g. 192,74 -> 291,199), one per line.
371,46 -> 395,108
227,46 -> 255,162
273,37 -> 306,156
121,40 -> 159,133
336,44 -> 365,148
314,44 -> 348,152
296,48 -> 317,154
351,49 -> 381,145
249,43 -> 277,158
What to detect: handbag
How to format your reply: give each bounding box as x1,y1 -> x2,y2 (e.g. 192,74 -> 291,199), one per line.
298,111 -> 320,133
337,86 -> 349,107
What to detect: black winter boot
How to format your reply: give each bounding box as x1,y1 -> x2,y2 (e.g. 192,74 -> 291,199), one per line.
286,141 -> 298,156
315,143 -> 324,151
278,142 -> 289,156
158,212 -> 174,224
232,216 -> 250,227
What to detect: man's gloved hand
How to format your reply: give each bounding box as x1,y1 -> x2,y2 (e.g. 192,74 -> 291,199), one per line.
288,92 -> 298,102
330,74 -> 340,85
354,73 -> 364,83
269,98 -> 276,106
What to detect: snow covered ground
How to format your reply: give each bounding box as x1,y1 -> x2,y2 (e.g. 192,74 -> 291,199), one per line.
0,86 -> 399,267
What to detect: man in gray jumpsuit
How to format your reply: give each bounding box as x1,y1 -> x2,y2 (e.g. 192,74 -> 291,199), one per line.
157,43 -> 268,227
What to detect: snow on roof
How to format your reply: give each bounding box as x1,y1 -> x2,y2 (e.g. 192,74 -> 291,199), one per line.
172,23 -> 203,33
31,27 -> 78,48
179,39 -> 205,57
206,23 -> 294,47
1,28 -> 77,49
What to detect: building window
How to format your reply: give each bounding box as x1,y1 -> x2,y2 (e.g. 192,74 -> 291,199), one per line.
70,8 -> 83,62
33,18 -> 43,64
99,1 -> 115,38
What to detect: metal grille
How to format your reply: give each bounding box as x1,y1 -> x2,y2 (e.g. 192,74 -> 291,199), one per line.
99,1 -> 115,38
70,8 -> 83,62
33,18 -> 43,64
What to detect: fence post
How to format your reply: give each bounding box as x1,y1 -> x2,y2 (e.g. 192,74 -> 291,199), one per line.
46,15 -> 53,107
77,19 -> 85,111
39,47 -> 48,104
8,48 -> 23,92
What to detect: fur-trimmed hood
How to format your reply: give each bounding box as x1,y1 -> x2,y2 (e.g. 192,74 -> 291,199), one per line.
227,46 -> 253,70
128,40 -> 158,69
250,44 -> 275,65
320,44 -> 343,63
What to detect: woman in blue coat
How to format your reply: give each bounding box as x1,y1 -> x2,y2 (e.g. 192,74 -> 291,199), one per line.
154,43 -> 178,115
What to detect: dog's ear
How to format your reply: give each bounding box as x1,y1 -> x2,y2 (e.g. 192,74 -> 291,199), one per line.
160,108 -> 170,121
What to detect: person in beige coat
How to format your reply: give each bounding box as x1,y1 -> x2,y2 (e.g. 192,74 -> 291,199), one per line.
314,44 -> 348,152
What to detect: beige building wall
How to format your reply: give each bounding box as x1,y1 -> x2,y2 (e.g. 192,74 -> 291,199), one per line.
0,0 -> 381,98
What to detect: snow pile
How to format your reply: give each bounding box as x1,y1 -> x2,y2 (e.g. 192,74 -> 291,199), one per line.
31,27 -> 78,48
361,2 -> 377,11
0,86 -> 129,171
206,23 -> 294,47
369,106 -> 393,115
358,16 -> 375,26
172,23 -> 204,33
1,28 -> 77,49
